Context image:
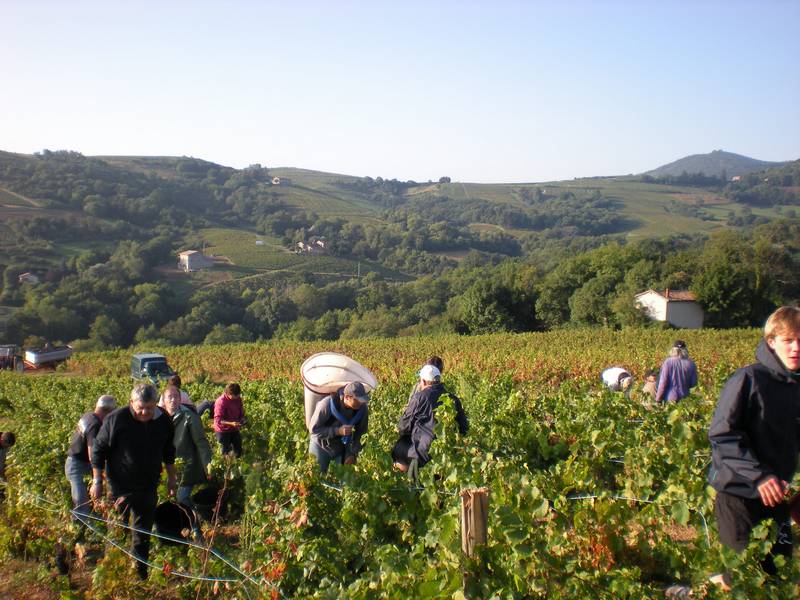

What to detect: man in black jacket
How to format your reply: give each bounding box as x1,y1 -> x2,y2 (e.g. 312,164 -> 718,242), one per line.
90,384 -> 177,580
392,364 -> 469,478
708,306 -> 800,582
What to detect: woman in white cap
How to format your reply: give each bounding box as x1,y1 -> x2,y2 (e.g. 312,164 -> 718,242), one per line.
308,381 -> 370,473
64,394 -> 116,519
393,364 -> 469,478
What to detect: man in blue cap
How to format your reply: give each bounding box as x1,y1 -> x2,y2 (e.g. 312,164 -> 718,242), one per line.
308,381 -> 370,473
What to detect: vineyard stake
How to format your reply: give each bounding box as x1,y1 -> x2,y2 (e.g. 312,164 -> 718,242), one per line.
461,487 -> 489,557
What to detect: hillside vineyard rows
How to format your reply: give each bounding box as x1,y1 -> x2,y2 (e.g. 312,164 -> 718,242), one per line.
2,328 -> 798,598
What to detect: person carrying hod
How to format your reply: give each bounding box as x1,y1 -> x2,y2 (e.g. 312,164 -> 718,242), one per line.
707,306 -> 800,589
392,364 -> 469,480
308,381 -> 369,473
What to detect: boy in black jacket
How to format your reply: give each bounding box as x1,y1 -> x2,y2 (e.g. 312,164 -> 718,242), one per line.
708,306 -> 800,584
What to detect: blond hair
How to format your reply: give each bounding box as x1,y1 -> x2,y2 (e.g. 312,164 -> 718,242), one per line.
764,306 -> 800,340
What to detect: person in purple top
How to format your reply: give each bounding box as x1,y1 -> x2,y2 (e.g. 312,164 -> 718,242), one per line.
655,340 -> 698,404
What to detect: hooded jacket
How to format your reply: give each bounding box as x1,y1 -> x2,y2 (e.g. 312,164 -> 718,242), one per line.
708,340 -> 800,499
171,405 -> 212,487
309,387 -> 368,460
397,382 -> 469,467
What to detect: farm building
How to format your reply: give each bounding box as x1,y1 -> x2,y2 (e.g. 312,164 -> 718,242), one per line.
178,250 -> 213,272
18,272 -> 40,285
296,237 -> 327,254
634,289 -> 704,329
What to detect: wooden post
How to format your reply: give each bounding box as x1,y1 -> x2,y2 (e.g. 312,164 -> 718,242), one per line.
461,487 -> 489,557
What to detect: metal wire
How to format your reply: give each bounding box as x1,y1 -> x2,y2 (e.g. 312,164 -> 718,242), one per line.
1,480 -> 269,597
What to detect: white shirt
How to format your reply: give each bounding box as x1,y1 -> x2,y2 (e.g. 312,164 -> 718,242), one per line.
601,367 -> 631,392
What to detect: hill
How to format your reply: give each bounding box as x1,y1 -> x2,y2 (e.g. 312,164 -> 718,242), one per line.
645,149 -> 789,179
0,148 -> 798,351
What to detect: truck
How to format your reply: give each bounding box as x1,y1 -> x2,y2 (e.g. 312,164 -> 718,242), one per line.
24,345 -> 73,368
0,343 -> 72,372
131,353 -> 175,384
0,345 -> 24,372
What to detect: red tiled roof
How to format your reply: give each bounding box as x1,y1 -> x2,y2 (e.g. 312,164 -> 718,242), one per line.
635,289 -> 697,302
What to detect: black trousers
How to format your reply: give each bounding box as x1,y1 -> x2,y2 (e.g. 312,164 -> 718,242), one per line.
112,487 -> 158,573
715,490 -> 792,574
391,435 -> 413,466
216,431 -> 242,457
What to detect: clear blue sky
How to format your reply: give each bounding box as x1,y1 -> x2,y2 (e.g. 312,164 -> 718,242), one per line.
2,0 -> 798,183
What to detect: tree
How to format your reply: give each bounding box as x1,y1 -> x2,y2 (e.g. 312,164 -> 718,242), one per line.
88,315 -> 123,347
569,275 -> 617,326
450,280 -> 524,334
203,324 -> 253,345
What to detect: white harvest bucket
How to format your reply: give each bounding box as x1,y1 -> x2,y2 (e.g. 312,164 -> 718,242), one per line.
300,352 -> 378,430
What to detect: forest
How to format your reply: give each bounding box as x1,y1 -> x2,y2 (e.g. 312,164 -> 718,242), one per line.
1,150 -> 799,350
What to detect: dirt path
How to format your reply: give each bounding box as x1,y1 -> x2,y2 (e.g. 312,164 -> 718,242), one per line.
0,186 -> 42,207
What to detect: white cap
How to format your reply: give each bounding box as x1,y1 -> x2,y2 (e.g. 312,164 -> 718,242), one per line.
418,365 -> 441,382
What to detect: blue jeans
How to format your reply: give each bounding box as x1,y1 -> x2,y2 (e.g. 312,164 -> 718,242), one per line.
177,485 -> 194,508
64,456 -> 93,519
309,440 -> 343,473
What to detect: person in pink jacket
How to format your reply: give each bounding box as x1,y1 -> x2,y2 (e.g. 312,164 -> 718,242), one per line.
213,383 -> 244,457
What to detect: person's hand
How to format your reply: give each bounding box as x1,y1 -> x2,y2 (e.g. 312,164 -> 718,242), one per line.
90,480 -> 103,502
344,455 -> 355,465
167,473 -> 178,498
757,476 -> 788,507
338,425 -> 353,436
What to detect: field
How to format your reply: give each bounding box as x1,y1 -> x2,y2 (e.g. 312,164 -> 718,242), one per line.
198,227 -> 410,282
2,327 -> 797,598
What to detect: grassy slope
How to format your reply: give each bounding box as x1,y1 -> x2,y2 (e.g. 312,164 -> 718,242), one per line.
437,177 -> 785,238
270,168 -> 381,221
198,227 -> 410,282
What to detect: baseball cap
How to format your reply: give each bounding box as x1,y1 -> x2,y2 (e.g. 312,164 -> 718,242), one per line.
419,364 -> 441,382
343,381 -> 370,404
96,394 -> 117,410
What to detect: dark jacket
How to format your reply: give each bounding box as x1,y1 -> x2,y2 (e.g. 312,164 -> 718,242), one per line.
708,340 -> 800,499
309,387 -> 368,460
172,406 -> 212,487
397,382 -> 469,466
92,406 -> 175,495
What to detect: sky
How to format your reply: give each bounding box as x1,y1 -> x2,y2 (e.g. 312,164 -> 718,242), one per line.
1,0 -> 798,183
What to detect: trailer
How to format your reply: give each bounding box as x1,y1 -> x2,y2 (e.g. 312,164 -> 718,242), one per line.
24,345 -> 73,369
0,345 -> 24,373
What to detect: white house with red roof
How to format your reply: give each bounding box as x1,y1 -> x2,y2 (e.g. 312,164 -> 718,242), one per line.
634,289 -> 704,329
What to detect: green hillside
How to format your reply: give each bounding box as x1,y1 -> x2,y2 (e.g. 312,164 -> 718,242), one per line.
0,148 -> 797,351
